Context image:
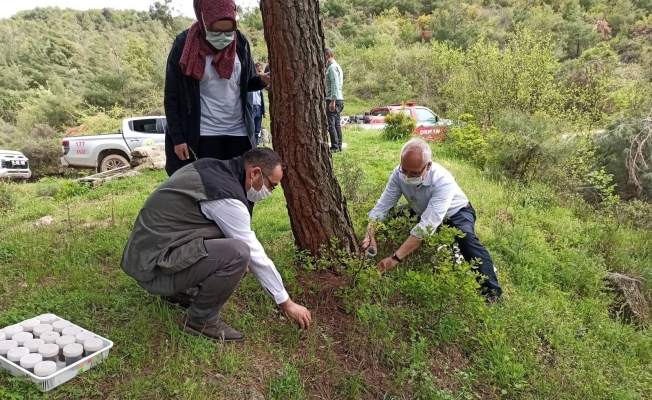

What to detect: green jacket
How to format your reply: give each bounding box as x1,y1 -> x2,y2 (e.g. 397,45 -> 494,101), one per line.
326,60 -> 344,100
120,158 -> 251,282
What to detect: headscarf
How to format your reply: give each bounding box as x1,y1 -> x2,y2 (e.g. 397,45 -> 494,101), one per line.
179,0 -> 238,80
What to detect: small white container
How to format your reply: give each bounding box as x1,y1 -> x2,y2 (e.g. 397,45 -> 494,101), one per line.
0,332 -> 5,341
83,338 -> 104,357
34,361 -> 57,377
75,331 -> 95,345
40,332 -> 60,345
20,319 -> 41,333
0,340 -> 18,355
63,343 -> 83,366
24,339 -> 44,353
7,347 -> 30,364
61,326 -> 82,337
12,332 -> 34,347
55,336 -> 76,364
20,353 -> 42,373
52,320 -> 71,333
1,325 -> 23,340
38,344 -> 59,363
37,314 -> 58,324
33,324 -> 53,338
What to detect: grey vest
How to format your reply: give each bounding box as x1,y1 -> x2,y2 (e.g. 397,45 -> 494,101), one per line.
121,157 -> 251,282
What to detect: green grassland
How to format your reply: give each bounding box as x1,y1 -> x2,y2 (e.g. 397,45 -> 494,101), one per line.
1,129 -> 651,399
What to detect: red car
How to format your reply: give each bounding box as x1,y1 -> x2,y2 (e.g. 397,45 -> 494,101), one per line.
362,102 -> 452,141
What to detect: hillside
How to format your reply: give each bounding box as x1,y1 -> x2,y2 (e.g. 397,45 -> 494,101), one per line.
1,131 -> 652,399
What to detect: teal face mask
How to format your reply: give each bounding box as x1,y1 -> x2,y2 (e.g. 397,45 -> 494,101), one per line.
205,33 -> 234,50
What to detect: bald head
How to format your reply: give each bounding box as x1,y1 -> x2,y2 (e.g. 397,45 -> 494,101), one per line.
400,138 -> 432,176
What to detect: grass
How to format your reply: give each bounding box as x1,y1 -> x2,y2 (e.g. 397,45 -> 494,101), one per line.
0,129 -> 651,399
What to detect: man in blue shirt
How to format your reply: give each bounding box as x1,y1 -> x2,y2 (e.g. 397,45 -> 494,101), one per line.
247,62 -> 267,148
325,48 -> 344,153
361,138 -> 503,299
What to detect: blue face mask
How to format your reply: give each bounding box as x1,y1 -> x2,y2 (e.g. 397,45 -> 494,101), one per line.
205,33 -> 234,50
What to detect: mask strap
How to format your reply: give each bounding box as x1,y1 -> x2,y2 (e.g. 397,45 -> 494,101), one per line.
201,12 -> 208,32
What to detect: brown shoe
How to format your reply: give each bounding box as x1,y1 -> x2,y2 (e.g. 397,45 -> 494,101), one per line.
160,291 -> 195,309
181,317 -> 245,343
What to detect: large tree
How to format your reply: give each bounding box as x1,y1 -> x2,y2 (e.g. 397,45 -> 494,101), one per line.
260,0 -> 358,255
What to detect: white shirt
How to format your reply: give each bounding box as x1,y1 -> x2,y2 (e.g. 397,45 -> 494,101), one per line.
199,55 -> 248,137
200,198 -> 289,304
368,163 -> 469,238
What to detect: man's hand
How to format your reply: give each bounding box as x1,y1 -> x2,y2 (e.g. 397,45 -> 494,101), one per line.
263,114 -> 267,118
377,257 -> 399,272
261,72 -> 271,86
174,143 -> 190,161
360,235 -> 376,253
244,267 -> 250,276
329,100 -> 336,112
279,299 -> 312,330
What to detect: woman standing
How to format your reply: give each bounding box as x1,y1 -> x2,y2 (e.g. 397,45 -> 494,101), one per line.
164,0 -> 270,176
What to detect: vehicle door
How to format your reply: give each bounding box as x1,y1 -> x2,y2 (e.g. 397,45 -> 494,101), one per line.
123,118 -> 167,151
414,107 -> 444,141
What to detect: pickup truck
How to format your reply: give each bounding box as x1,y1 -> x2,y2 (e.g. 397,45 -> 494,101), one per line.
345,102 -> 453,141
0,150 -> 32,180
61,116 -> 167,172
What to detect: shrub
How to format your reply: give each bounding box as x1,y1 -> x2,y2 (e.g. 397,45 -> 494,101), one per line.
381,109 -> 416,141
21,136 -> 63,179
0,181 -> 16,215
445,115 -> 495,167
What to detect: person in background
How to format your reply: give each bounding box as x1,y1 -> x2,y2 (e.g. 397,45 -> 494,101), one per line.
247,62 -> 266,147
121,148 -> 312,342
164,0 -> 270,177
360,138 -> 503,300
325,47 -> 344,153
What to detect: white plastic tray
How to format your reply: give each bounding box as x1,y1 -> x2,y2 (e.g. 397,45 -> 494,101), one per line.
0,316 -> 113,392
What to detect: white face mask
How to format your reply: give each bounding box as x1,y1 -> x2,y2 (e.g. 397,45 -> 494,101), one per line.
247,174 -> 271,202
402,174 -> 424,186
206,33 -> 234,50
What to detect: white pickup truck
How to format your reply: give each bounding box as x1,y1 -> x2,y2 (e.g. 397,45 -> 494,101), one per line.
61,116 -> 167,172
0,150 -> 32,180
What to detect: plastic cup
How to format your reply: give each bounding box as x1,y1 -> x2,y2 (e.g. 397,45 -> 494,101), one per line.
40,331 -> 60,344
75,331 -> 95,345
1,325 -> 23,340
12,332 -> 33,347
20,319 -> 41,333
83,338 -> 104,357
37,314 -> 58,324
34,360 -> 57,377
24,338 -> 44,353
55,335 -> 76,364
0,340 -> 18,355
19,353 -> 42,373
7,347 -> 30,364
61,326 -> 82,337
52,320 -> 71,333
33,324 -> 53,338
366,246 -> 377,259
63,343 -> 83,366
38,343 -> 60,362
0,332 -> 5,341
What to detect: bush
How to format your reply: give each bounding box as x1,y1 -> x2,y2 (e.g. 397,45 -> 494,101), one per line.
21,136 -> 63,179
0,181 -> 16,215
381,109 -> 416,141
445,114 -> 495,167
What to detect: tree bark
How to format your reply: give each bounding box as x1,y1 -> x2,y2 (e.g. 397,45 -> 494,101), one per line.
260,0 -> 358,255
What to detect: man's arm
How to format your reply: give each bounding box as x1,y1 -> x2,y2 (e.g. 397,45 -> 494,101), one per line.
362,169 -> 403,250
327,65 -> 338,101
201,199 -> 312,329
377,183 -> 454,271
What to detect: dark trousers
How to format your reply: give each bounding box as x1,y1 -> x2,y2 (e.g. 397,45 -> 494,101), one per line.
326,100 -> 344,150
198,135 -> 252,160
137,239 -> 250,325
252,106 -> 263,148
397,204 -> 503,297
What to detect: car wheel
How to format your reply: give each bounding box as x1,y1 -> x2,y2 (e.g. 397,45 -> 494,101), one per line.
100,154 -> 129,172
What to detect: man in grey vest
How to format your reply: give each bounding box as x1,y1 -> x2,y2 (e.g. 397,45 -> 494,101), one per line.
121,148 -> 312,342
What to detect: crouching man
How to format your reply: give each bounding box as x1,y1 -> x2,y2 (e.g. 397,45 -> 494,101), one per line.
121,148 -> 311,342
361,138 -> 503,299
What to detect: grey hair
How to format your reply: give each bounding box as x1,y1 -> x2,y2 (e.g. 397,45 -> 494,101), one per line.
400,138 -> 432,166
325,48 -> 334,58
254,62 -> 264,69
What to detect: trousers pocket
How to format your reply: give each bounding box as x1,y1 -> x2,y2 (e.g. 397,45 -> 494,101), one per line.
157,237 -> 208,274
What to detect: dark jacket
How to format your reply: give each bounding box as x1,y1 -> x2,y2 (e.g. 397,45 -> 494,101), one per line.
121,157 -> 251,282
247,90 -> 266,116
164,30 -> 266,176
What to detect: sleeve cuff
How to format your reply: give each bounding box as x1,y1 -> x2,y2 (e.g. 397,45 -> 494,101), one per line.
273,289 -> 290,305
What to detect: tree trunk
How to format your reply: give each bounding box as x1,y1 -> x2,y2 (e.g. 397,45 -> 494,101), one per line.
260,0 -> 358,255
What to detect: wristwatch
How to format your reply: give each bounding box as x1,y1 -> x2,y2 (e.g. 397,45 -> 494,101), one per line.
391,252 -> 402,263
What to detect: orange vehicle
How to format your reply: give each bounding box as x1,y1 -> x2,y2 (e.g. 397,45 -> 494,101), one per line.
361,102 -> 452,141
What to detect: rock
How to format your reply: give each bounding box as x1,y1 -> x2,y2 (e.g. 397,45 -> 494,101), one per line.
244,385 -> 265,400
605,272 -> 650,324
207,373 -> 225,383
130,145 -> 166,170
34,216 -> 53,227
